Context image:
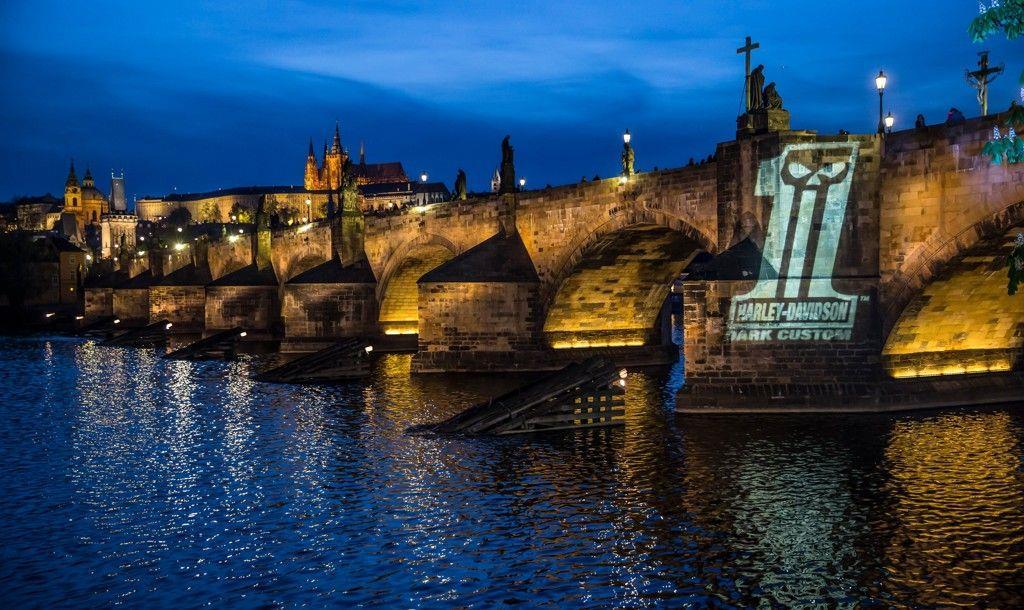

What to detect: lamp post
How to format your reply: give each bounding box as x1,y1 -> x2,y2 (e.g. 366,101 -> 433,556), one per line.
875,70 -> 887,134
420,171 -> 428,183
518,177 -> 526,190
621,129 -> 634,177
884,111 -> 895,134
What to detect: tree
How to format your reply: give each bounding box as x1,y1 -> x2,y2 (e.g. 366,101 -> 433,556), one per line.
167,206 -> 192,227
276,205 -> 300,226
199,201 -> 221,223
229,202 -> 253,223
1009,233 -> 1024,296
969,0 -> 1024,84
981,101 -> 1024,164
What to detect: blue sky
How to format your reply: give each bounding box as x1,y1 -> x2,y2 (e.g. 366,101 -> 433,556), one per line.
0,0 -> 1019,201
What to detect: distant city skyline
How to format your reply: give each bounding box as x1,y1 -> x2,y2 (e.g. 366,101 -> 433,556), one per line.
1,0 -> 1019,201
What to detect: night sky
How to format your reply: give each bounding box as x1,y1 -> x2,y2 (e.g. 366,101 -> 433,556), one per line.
1,0 -> 1019,202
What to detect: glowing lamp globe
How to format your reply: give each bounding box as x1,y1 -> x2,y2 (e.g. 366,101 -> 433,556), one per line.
884,112 -> 895,130
875,70 -> 887,92
623,129 -> 631,144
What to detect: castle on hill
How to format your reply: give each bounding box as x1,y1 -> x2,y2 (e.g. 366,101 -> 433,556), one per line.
136,122 -> 448,222
304,122 -> 408,190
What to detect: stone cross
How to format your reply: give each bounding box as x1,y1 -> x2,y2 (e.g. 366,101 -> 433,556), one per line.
966,51 -> 1003,116
737,36 -> 760,112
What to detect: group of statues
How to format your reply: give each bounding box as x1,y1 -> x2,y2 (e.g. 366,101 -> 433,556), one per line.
746,64 -> 784,111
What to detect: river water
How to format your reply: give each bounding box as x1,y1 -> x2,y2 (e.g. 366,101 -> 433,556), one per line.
1,335 -> 1022,608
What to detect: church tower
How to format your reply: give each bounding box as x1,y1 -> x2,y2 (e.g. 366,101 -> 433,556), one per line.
324,121 -> 346,190
304,139 -> 319,191
64,160 -> 81,211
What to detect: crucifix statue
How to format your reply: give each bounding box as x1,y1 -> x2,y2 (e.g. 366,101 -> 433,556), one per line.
966,51 -> 1003,116
737,36 -> 760,112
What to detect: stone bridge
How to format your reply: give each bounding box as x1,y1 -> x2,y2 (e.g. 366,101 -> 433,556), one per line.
89,109 -> 1024,409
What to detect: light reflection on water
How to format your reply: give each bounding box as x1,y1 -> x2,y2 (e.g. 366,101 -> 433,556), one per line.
0,336 -> 1022,607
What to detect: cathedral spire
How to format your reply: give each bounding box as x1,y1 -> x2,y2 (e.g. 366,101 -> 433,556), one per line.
66,159 -> 79,187
359,141 -> 365,165
332,120 -> 342,153
308,138 -> 315,158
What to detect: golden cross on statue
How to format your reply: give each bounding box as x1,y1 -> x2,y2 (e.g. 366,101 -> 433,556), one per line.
737,36 -> 760,112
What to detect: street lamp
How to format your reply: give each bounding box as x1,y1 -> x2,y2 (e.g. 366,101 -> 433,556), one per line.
875,70 -> 887,134
420,171 -> 428,183
518,177 -> 526,190
884,111 -> 895,134
622,128 -> 635,177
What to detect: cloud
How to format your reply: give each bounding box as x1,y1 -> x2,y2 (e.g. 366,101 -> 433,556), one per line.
0,0 -> 1020,200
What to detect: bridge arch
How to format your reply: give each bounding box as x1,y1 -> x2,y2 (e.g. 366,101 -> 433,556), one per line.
882,204 -> 1024,379
542,221 -> 704,349
882,200 -> 1024,335
541,206 -> 715,303
376,233 -> 459,335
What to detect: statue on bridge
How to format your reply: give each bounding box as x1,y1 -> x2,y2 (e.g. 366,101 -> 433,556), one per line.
453,169 -> 468,201
498,136 -> 517,195
762,82 -> 783,109
1009,233 -> 1024,296
747,64 -> 765,111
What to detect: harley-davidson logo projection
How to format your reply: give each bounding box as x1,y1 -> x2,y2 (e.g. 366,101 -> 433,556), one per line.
728,142 -> 863,342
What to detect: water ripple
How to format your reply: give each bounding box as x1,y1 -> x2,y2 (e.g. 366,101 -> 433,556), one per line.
0,337 -> 1021,607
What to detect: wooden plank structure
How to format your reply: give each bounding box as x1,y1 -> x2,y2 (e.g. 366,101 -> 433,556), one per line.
101,319 -> 173,347
76,316 -> 119,339
163,327 -> 245,361
408,357 -> 627,435
254,338 -> 374,383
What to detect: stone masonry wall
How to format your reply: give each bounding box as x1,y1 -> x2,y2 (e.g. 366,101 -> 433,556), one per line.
879,113 -> 1024,330
84,287 -> 113,320
207,238 -> 252,281
882,225 -> 1024,377
363,199 -> 503,284
112,288 -> 150,324
205,286 -> 280,334
282,283 -> 377,341
715,131 -> 882,271
680,279 -> 882,408
516,166 -> 718,295
416,281 -> 542,354
271,223 -> 334,283
150,286 -> 206,330
679,131 -> 885,406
